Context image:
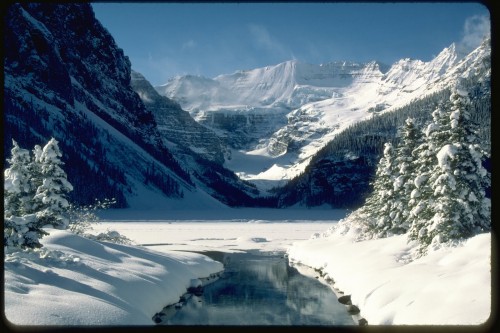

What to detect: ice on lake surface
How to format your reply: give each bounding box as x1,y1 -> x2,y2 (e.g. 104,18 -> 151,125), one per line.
92,219 -> 340,253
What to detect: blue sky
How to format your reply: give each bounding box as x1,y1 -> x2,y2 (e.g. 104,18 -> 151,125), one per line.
92,2 -> 490,86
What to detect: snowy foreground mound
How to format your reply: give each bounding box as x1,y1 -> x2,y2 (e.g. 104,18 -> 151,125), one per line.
4,229 -> 223,326
287,221 -> 491,325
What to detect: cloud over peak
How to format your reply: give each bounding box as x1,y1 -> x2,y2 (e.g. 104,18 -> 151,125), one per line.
458,14 -> 490,55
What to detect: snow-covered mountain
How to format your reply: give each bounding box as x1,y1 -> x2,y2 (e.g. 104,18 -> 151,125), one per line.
157,39 -> 491,191
156,61 -> 386,152
158,60 -> 388,112
130,71 -> 228,164
3,3 -> 259,210
129,71 -> 265,207
4,3 -> 490,210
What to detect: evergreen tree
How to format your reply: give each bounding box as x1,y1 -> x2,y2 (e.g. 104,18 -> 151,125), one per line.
33,138 -> 73,229
419,89 -> 490,251
389,118 -> 423,235
359,142 -> 398,238
4,215 -> 45,249
406,106 -> 448,246
4,140 -> 32,217
406,87 -> 490,255
4,141 -> 46,248
29,144 -> 44,196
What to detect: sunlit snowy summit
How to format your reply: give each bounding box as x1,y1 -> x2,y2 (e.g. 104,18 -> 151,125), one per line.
157,38 -> 490,190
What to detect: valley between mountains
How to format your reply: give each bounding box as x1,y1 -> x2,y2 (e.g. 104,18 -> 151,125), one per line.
4,3 -> 490,211
3,3 -> 492,327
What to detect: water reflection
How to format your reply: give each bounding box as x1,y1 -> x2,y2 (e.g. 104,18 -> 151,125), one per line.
158,252 -> 354,325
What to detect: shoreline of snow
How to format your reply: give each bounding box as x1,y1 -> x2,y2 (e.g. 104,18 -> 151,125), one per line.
4,229 -> 224,326
287,228 -> 491,325
5,217 -> 490,326
290,262 -> 367,325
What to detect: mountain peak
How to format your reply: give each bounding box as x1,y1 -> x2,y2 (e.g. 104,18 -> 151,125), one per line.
366,60 -> 390,74
439,42 -> 459,59
131,70 -> 147,81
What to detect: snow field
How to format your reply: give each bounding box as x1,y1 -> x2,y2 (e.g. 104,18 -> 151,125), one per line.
91,216 -> 493,325
4,213 -> 491,326
91,220 -> 337,253
4,228 -> 223,326
287,227 -> 491,325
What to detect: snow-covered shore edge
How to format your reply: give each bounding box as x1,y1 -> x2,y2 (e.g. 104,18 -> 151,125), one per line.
4,229 -> 224,326
290,262 -> 368,326
4,219 -> 492,327
287,228 -> 492,325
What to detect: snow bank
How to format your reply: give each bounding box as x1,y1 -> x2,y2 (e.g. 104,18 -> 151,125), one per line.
4,229 -> 223,326
287,225 -> 491,325
5,217 -> 490,326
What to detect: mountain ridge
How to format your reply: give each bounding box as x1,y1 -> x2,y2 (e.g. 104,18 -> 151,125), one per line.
156,39 -> 490,192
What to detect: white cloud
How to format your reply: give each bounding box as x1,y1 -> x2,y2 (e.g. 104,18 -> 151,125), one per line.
143,53 -> 185,83
458,15 -> 490,54
181,39 -> 197,51
248,24 -> 291,60
248,24 -> 275,49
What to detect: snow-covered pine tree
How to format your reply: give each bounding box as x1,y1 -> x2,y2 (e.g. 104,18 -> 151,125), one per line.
33,138 -> 73,229
421,88 -> 490,251
4,140 -> 32,217
359,142 -> 398,238
29,144 -> 44,198
4,214 -> 45,248
406,105 -> 448,247
389,118 -> 423,235
4,140 -> 46,248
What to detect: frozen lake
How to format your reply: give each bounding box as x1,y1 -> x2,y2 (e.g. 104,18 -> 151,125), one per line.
89,213 -> 353,325
95,208 -> 349,253
92,219 -> 342,253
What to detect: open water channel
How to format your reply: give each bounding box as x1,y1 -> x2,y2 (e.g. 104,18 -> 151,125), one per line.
154,251 -> 355,325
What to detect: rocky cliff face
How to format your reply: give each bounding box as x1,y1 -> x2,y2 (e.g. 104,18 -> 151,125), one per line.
157,60 -> 387,152
4,3 -> 256,208
5,3 -> 162,147
195,108 -> 289,149
130,71 -> 227,164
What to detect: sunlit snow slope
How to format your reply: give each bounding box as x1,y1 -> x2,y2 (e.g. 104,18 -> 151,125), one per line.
157,40 -> 490,191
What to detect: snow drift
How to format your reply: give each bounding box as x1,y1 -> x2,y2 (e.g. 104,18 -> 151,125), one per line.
287,219 -> 492,325
4,228 -> 223,326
